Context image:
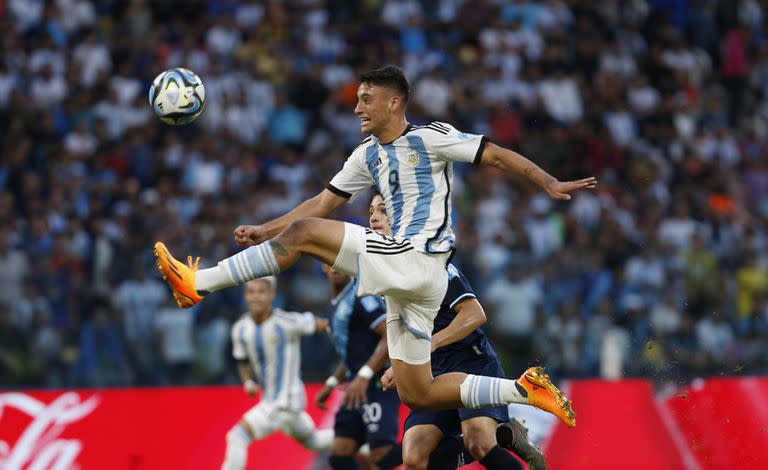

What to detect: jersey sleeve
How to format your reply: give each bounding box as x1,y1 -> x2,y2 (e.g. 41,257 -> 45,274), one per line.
231,320 -> 248,360
444,264 -> 477,311
280,311 -> 318,336
327,146 -> 375,201
356,295 -> 387,331
420,122 -> 488,164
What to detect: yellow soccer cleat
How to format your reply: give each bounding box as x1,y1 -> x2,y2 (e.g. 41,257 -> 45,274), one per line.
154,241 -> 205,308
517,366 -> 576,427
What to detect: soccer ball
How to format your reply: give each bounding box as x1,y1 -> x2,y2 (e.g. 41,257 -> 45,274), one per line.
149,68 -> 206,125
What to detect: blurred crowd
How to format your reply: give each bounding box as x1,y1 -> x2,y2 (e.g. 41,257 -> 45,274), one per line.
2,0 -> 768,390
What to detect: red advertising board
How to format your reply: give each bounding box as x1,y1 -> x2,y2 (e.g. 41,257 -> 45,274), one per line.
0,385 -> 338,470
2,378 -> 766,469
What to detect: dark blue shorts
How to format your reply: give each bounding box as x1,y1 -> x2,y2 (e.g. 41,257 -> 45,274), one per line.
334,381 -> 400,448
404,356 -> 509,436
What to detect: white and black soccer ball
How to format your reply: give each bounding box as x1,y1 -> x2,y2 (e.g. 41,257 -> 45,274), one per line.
149,68 -> 206,125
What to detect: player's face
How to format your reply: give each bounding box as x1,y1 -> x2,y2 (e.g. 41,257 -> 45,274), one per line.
369,194 -> 391,236
244,279 -> 275,317
354,83 -> 398,135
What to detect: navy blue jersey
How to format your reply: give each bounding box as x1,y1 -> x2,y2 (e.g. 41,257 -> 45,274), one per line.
431,264 -> 495,374
330,278 -> 387,380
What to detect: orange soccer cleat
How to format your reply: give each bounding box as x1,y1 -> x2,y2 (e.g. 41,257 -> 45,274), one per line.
517,366 -> 576,427
154,241 -> 205,308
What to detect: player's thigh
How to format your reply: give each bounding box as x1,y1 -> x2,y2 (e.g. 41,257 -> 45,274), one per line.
241,403 -> 277,440
389,358 -> 434,403
277,217 -> 347,267
386,315 -> 432,367
402,424 -> 444,468
460,415 -> 500,456
330,436 -> 360,456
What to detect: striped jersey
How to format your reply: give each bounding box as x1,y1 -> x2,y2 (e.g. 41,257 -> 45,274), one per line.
329,278 -> 387,379
231,309 -> 317,410
328,122 -> 487,253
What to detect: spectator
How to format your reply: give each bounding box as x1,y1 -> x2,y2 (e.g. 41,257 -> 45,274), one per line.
0,229 -> 28,308
114,262 -> 166,382
76,303 -> 127,387
155,299 -> 196,384
2,0 -> 768,389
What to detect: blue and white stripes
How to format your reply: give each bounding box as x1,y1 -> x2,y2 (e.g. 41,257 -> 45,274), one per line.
460,374 -> 506,409
229,308 -> 311,410
221,242 -> 281,284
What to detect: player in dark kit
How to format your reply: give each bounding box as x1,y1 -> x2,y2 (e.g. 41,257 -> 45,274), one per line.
372,192 -> 545,470
315,264 -> 403,470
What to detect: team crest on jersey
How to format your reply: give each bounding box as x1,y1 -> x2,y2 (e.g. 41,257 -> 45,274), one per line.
405,151 -> 420,167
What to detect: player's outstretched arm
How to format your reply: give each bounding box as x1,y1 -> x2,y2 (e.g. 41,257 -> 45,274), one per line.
431,298 -> 486,352
479,142 -> 597,200
234,188 -> 349,246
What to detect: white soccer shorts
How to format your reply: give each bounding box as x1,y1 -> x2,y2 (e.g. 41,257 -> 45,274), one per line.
242,401 -> 316,442
333,222 -> 449,364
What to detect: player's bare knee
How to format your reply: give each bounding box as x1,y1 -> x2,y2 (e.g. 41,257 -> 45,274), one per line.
462,432 -> 495,460
402,447 -> 429,470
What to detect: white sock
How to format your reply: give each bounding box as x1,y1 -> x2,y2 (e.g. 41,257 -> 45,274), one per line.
221,426 -> 250,470
196,265 -> 235,293
499,378 -> 528,404
197,242 -> 281,293
305,428 -> 334,451
459,375 -> 528,409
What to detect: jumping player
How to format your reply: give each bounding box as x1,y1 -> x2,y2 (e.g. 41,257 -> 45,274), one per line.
221,277 -> 333,470
156,66 -> 593,433
314,263 -> 403,470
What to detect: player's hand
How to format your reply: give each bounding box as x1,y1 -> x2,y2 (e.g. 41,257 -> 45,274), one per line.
316,318 -> 331,335
544,177 -> 597,200
344,377 -> 369,409
380,368 -> 397,391
315,385 -> 333,410
244,379 -> 259,397
234,225 -> 268,247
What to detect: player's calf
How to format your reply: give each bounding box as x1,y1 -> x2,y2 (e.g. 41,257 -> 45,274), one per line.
296,428 -> 334,451
460,418 -> 497,461
221,424 -> 252,470
370,443 -> 403,469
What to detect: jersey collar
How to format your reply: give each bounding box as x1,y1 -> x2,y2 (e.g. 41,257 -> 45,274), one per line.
378,123 -> 412,146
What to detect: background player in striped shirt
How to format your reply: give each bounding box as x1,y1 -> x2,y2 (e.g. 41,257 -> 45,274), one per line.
221,277 -> 332,470
314,264 -> 403,470
156,66 -> 594,433
368,192 -> 545,470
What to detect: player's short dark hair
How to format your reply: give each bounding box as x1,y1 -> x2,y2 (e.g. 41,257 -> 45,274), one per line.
360,66 -> 410,103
